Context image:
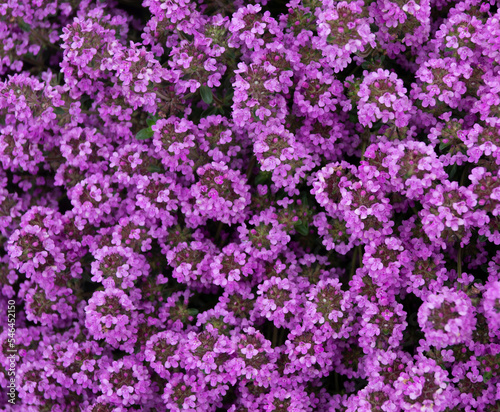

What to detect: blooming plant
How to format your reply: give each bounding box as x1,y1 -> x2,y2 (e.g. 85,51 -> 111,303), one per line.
1,0 -> 500,410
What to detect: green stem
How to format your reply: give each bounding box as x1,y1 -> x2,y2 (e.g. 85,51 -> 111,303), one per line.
457,246 -> 462,279
360,140 -> 367,161
215,222 -> 223,243
278,327 -> 286,346
155,90 -> 171,101
22,55 -> 44,68
272,326 -> 278,347
246,156 -> 256,182
176,30 -> 188,41
213,93 -> 224,106
32,28 -> 59,50
459,165 -> 469,187
326,250 -> 335,266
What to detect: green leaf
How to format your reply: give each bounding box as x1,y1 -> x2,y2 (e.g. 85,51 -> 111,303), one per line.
294,220 -> 309,236
483,371 -> 493,383
201,106 -> 217,118
146,115 -> 159,127
448,164 -> 458,179
161,289 -> 173,300
301,195 -> 309,207
226,50 -> 236,64
372,119 -> 383,131
148,165 -> 163,173
18,21 -> 31,32
136,127 -> 154,140
223,90 -> 234,104
53,107 -> 65,115
187,308 -> 199,317
200,85 -> 213,104
255,172 -> 271,185
439,142 -> 451,151
251,108 -> 259,121
438,362 -> 448,371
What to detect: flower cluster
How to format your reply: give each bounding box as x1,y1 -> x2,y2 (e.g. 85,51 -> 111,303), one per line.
1,0 -> 500,411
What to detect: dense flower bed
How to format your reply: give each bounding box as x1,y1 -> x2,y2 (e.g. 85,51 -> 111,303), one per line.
0,0 -> 500,410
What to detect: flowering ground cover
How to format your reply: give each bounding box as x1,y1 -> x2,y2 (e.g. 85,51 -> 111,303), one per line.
0,0 -> 500,410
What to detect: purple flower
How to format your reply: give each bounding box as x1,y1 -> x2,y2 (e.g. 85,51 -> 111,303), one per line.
418,286 -> 476,348
84,288 -> 140,350
394,354 -> 454,412
97,355 -> 153,406
482,280 -> 500,338
90,245 -> 150,289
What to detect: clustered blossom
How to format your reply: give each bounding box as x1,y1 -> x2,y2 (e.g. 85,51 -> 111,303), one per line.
356,68 -> 416,129
418,286 -> 476,348
1,0 -> 500,410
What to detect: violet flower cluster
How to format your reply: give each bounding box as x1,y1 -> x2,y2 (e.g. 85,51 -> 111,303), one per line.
0,0 -> 500,411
